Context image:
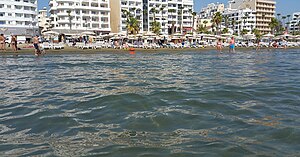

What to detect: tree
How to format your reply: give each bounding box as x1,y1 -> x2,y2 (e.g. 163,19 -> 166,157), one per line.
203,20 -> 208,28
269,17 -> 279,34
160,6 -> 165,32
168,9 -> 176,35
197,25 -> 207,33
122,9 -> 131,35
222,28 -> 229,34
191,11 -> 197,34
151,21 -> 161,35
66,10 -> 72,31
277,13 -> 281,20
178,6 -> 184,33
127,17 -> 140,35
188,9 -> 193,31
223,15 -> 229,28
236,21 -> 242,35
298,21 -> 300,34
212,12 -> 222,35
253,28 -> 262,40
240,29 -> 249,36
150,8 -> 157,22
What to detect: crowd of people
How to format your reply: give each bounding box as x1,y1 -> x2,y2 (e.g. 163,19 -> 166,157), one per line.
0,34 -> 18,52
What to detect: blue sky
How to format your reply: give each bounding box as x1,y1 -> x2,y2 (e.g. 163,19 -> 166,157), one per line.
38,0 -> 299,16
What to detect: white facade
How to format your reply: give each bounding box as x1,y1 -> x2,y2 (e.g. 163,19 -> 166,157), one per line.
223,8 -> 256,35
49,0 -> 111,34
119,0 -> 143,33
0,0 -> 38,36
230,0 -> 276,34
199,3 -> 225,19
143,0 -> 194,35
288,12 -> 300,33
38,7 -> 51,33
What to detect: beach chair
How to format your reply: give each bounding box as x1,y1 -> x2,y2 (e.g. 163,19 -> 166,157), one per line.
41,42 -> 52,49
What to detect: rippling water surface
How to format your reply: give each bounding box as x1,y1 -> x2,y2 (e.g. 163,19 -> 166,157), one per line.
1,50 -> 300,156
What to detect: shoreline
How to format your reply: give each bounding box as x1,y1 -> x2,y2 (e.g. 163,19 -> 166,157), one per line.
1,46 -> 299,55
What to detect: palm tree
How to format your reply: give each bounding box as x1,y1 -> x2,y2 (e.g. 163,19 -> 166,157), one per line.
223,15 -> 229,28
277,13 -> 281,20
131,7 -> 137,17
287,15 -> 291,32
188,9 -> 193,31
66,10 -> 72,31
127,17 -> 140,35
122,9 -> 131,34
151,21 -> 161,35
212,12 -> 222,35
197,25 -> 207,33
222,28 -> 229,34
236,21 -> 242,35
298,21 -> 300,34
287,15 -> 291,22
178,6 -> 184,33
203,20 -> 208,29
150,8 -> 157,22
291,21 -> 297,35
159,6 -> 165,33
191,12 -> 197,34
253,28 -> 262,40
168,9 -> 176,35
269,17 -> 279,34
231,19 -> 236,33
241,29 -> 249,36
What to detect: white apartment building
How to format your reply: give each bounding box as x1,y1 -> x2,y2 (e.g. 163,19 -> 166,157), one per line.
0,0 -> 38,36
223,8 -> 256,35
230,0 -> 276,34
288,12 -> 300,33
143,0 -> 194,35
49,0 -> 111,35
199,3 -> 225,19
38,7 -> 51,33
110,0 -> 143,34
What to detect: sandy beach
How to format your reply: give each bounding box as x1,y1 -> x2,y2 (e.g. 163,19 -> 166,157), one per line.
1,44 -> 298,55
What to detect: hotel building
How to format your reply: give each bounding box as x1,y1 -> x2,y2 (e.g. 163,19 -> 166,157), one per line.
110,0 -> 143,34
223,8 -> 256,35
288,12 -> 300,33
49,0 -> 111,35
143,0 -> 194,35
230,0 -> 276,34
38,7 -> 51,33
199,3 -> 225,19
0,0 -> 38,36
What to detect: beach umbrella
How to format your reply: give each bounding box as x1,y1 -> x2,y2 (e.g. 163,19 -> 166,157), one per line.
43,31 -> 59,35
263,33 -> 274,38
279,33 -> 293,38
144,31 -> 156,36
173,33 -> 183,36
80,31 -> 95,36
244,34 -> 255,40
221,33 -> 232,37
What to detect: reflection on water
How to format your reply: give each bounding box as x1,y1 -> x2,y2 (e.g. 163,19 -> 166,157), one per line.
1,50 -> 300,156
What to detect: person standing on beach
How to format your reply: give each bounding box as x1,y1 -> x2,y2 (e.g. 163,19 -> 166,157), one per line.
256,38 -> 261,51
0,34 -> 6,51
229,37 -> 235,53
11,35 -> 17,52
217,39 -> 222,52
33,35 -> 40,55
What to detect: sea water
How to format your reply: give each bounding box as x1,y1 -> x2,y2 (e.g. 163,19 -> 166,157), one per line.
0,50 -> 299,156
